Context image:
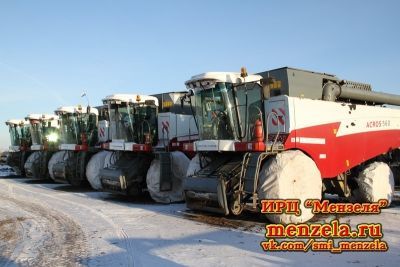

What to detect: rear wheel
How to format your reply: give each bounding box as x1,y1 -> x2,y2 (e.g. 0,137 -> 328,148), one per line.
257,150 -> 322,224
86,151 -> 109,190
353,162 -> 394,205
48,151 -> 66,182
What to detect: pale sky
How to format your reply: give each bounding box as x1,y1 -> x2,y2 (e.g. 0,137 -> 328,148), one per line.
1,0 -> 399,150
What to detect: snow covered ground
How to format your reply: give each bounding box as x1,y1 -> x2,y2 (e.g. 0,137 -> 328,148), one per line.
0,165 -> 17,177
0,178 -> 399,266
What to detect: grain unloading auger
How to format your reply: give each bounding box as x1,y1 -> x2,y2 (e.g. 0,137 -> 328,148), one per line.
5,119 -> 32,176
99,92 -> 198,202
182,67 -> 400,223
24,113 -> 60,179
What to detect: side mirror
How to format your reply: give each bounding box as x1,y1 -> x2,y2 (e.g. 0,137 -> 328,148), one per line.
87,106 -> 91,114
180,89 -> 194,108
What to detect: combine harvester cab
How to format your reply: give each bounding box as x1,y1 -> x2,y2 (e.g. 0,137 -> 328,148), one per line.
183,67 -> 400,223
99,92 -> 198,202
24,114 -> 59,179
5,119 -> 32,176
48,105 -> 99,186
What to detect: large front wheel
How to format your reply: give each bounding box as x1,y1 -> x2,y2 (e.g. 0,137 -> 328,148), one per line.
257,150 -> 322,224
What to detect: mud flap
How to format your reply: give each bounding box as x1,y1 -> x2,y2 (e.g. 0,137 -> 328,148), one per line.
68,151 -> 90,186
42,151 -> 54,179
24,152 -> 40,178
20,151 -> 31,177
52,161 -> 69,184
100,168 -> 129,195
100,154 -> 152,196
184,177 -> 229,215
158,152 -> 172,192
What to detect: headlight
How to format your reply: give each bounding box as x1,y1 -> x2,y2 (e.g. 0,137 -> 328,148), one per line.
47,133 -> 58,142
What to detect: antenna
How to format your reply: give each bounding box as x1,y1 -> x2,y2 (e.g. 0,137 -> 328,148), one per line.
81,90 -> 90,107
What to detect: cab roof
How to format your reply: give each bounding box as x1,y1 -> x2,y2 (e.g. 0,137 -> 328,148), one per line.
55,106 -> 99,115
185,72 -> 262,89
102,94 -> 159,106
25,114 -> 58,121
5,119 -> 29,126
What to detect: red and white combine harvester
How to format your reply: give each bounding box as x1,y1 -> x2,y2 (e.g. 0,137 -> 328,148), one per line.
24,113 -> 60,179
183,67 -> 400,223
48,105 -> 101,186
98,92 -> 198,203
4,119 -> 32,176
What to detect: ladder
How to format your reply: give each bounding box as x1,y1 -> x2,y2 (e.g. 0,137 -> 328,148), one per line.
239,152 -> 272,208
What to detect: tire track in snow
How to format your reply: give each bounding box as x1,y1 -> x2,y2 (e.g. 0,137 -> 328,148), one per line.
0,215 -> 23,267
0,195 -> 87,266
120,228 -> 136,266
0,180 -> 137,266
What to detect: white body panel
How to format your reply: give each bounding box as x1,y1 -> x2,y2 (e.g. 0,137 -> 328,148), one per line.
281,96 -> 400,137
31,144 -> 44,151
109,141 -> 126,151
194,140 -> 236,152
59,144 -> 77,151
124,142 -> 136,151
98,120 -> 109,143
265,97 -> 291,134
157,112 -> 198,145
9,145 -> 20,152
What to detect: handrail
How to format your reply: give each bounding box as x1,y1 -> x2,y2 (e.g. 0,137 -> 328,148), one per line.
265,111 -> 282,152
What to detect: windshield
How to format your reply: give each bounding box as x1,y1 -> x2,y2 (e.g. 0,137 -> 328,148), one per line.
8,125 -> 21,146
194,82 -> 237,140
108,102 -> 157,144
193,82 -> 263,141
233,83 -> 263,141
29,121 -> 42,145
21,125 -> 32,147
59,113 -> 97,145
42,121 -> 59,144
30,120 -> 59,147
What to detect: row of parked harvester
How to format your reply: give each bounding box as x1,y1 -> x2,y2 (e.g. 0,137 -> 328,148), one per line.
5,67 -> 400,223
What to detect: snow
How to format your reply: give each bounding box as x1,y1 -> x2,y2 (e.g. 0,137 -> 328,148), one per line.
0,177 -> 399,266
0,164 -> 17,177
